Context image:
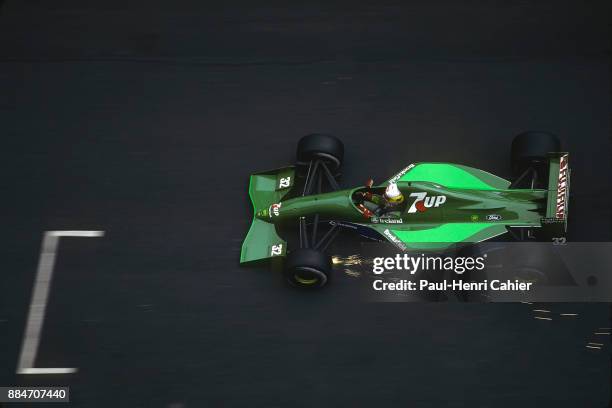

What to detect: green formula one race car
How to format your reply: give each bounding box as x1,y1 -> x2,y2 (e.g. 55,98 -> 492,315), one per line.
240,133 -> 570,288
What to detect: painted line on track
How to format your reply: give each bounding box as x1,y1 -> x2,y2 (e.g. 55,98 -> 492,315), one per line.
16,230 -> 104,375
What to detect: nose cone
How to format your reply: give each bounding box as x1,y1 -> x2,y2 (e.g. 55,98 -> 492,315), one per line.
256,208 -> 269,220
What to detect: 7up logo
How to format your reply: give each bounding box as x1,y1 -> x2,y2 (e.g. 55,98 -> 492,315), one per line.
408,192 -> 447,213
269,203 -> 282,218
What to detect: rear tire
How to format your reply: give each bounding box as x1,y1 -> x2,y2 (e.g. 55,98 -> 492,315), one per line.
284,248 -> 332,289
511,131 -> 561,177
296,134 -> 344,171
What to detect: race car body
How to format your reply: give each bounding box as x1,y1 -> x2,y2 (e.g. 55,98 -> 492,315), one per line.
240,154 -> 570,264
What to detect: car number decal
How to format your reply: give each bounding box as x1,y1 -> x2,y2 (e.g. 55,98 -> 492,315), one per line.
270,243 -> 284,256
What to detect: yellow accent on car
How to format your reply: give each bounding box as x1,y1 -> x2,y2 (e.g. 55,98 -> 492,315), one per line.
387,194 -> 404,204
294,275 -> 318,285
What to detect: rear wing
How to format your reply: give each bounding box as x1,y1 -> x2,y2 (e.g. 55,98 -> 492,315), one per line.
542,153 -> 570,235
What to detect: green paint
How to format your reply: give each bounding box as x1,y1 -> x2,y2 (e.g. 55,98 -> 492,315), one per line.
392,223 -> 497,243
398,163 -> 510,190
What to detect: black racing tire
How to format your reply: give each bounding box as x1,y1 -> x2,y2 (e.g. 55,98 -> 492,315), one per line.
296,133 -> 344,171
511,131 -> 561,176
284,248 -> 332,289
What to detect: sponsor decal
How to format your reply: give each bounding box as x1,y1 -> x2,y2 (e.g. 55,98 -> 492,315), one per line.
388,164 -> 415,184
383,228 -> 407,251
407,192 -> 447,213
269,203 -> 282,217
555,154 -> 569,219
379,217 -> 403,224
486,214 -> 502,221
270,243 -> 284,256
372,216 -> 403,224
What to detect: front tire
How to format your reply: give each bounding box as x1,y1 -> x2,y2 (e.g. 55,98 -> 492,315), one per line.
284,248 -> 332,289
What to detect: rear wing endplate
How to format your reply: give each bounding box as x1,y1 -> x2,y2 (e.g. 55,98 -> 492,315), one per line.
542,153 -> 570,235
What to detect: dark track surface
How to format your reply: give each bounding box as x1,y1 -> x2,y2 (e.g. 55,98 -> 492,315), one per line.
1,1 -> 611,407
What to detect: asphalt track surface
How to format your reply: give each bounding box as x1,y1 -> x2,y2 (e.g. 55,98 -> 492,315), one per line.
1,1 -> 612,407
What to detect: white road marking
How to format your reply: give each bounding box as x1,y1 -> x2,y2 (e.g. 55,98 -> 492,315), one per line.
534,316 -> 552,321
48,231 -> 104,238
18,368 -> 78,375
16,230 -> 104,375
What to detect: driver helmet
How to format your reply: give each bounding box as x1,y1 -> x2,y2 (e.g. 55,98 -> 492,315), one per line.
384,183 -> 404,204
